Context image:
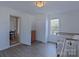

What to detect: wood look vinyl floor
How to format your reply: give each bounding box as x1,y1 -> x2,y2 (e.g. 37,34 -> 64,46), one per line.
0,42 -> 57,57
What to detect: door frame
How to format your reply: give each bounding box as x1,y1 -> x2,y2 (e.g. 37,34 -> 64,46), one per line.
9,15 -> 21,46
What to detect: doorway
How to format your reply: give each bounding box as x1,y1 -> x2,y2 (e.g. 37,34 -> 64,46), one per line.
10,15 -> 20,46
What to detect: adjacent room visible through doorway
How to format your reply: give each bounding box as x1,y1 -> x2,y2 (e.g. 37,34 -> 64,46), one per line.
10,16 -> 20,46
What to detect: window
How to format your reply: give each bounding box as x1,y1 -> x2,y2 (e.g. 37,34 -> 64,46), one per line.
50,19 -> 59,35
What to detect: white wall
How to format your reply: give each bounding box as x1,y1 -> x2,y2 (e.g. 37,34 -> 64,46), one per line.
48,10 -> 79,42
35,14 -> 47,43
32,9 -> 79,43
20,14 -> 34,45
0,7 -> 34,50
31,16 -> 36,31
0,7 -> 10,50
59,10 -> 79,33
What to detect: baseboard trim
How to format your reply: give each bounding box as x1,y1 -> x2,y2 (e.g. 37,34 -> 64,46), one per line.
0,43 -> 21,51
10,43 -> 21,48
0,46 -> 10,51
36,40 -> 47,44
48,41 -> 57,44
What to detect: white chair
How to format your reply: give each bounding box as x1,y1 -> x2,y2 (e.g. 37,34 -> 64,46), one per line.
56,35 -> 79,57
72,35 -> 79,57
56,35 -> 66,57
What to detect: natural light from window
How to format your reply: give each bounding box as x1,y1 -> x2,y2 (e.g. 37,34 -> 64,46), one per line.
50,19 -> 59,35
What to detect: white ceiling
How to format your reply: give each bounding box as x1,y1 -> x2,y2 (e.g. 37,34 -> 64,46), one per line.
0,1 -> 79,15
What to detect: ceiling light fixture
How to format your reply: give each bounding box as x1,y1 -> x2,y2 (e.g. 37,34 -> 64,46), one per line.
35,1 -> 45,8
